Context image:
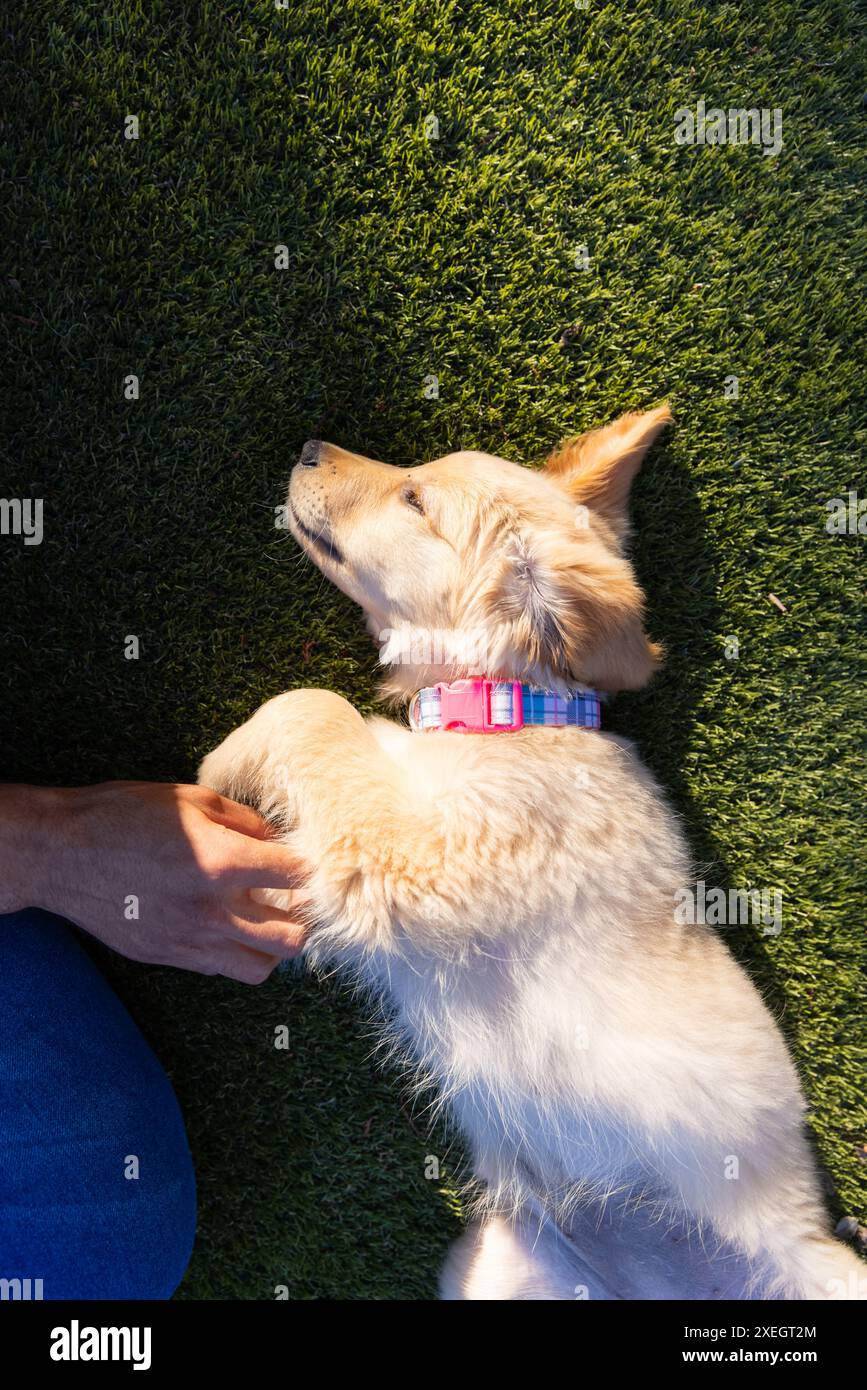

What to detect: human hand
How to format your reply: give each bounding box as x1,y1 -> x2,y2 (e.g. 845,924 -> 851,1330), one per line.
0,782 -> 309,983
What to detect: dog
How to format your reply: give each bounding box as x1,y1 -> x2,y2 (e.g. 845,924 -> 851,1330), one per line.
199,407 -> 864,1299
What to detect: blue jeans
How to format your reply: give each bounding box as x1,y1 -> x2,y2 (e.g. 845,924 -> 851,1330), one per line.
0,910 -> 196,1299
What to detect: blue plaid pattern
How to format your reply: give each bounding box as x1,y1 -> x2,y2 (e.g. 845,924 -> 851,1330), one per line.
519,685 -> 601,728
410,681 -> 601,731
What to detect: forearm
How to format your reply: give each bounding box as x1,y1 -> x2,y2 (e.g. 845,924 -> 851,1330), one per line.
0,783 -> 62,914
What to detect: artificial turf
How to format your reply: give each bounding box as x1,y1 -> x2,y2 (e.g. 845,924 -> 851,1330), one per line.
1,0 -> 864,1298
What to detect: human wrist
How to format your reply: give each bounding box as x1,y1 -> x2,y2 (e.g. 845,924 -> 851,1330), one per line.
0,784 -> 70,915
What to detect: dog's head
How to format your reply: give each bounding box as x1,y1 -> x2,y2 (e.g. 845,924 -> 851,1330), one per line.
286,406 -> 671,697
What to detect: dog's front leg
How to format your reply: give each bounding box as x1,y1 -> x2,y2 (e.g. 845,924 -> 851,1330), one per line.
198,689 -> 419,947
198,689 -> 347,821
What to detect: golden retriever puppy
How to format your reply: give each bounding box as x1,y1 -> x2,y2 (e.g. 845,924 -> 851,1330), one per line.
199,408 -> 863,1300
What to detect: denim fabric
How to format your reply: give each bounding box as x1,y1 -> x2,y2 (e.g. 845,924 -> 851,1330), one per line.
0,909 -> 196,1299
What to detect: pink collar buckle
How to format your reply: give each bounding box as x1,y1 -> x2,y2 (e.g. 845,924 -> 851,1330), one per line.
411,678 -> 524,733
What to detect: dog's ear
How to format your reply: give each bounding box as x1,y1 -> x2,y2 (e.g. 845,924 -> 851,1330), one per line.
487,531 -> 662,692
577,594 -> 663,692
544,405 -> 672,540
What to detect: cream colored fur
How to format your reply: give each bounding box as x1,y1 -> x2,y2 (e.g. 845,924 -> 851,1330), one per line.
199,410 -> 864,1301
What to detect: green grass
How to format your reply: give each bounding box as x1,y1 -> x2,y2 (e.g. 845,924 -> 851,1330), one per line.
1,0 -> 865,1298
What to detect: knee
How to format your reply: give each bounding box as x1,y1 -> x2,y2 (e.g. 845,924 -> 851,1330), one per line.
0,915 -> 197,1299
0,1069 -> 197,1300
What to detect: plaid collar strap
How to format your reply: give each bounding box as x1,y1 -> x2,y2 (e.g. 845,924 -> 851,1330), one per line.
408,678 -> 602,733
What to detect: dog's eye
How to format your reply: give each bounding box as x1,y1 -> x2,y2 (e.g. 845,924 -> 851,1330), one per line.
402,486 -> 425,515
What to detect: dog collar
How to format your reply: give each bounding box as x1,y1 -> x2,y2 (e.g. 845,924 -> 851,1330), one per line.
408,678 -> 602,733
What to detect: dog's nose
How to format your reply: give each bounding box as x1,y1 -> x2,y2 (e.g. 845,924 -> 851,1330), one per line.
299,439 -> 321,468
